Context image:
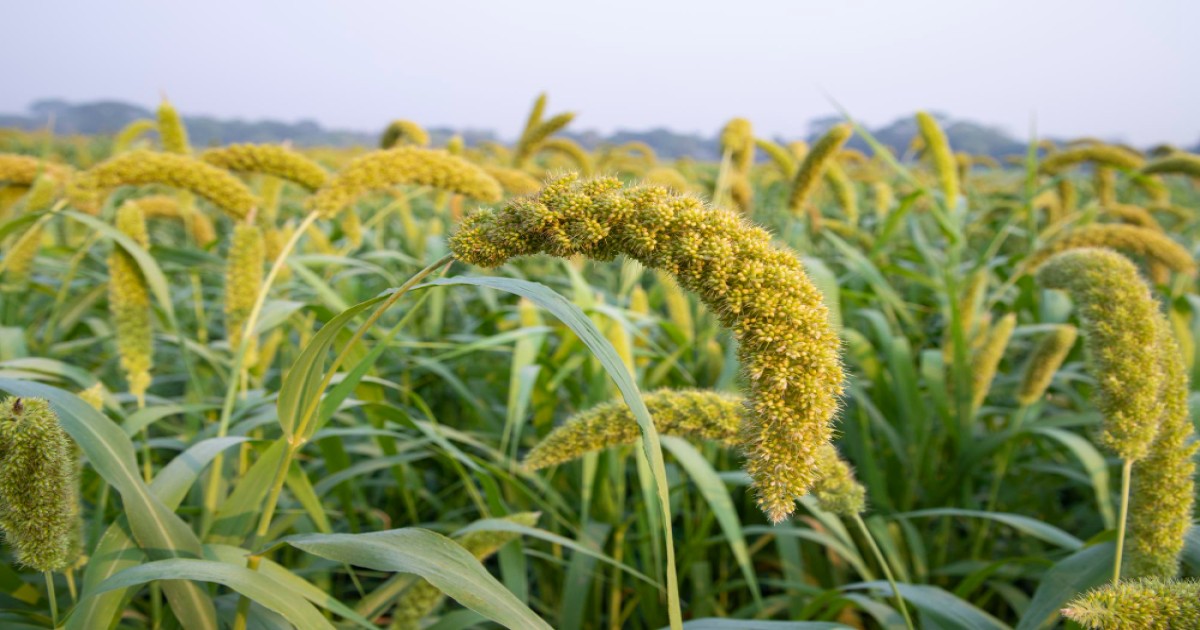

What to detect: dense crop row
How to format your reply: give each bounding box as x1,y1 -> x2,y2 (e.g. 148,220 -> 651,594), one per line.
0,94 -> 1196,629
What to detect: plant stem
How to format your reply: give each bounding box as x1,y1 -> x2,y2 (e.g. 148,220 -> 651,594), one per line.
853,514 -> 915,630
1113,458 -> 1133,584
44,572 -> 57,628
231,253 -> 454,630
200,210 -> 319,534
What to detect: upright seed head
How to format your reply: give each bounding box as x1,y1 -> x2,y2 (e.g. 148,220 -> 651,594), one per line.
0,397 -> 78,571
156,99 -> 191,154
514,112 -> 575,167
915,111 -> 960,205
108,200 -> 154,402
224,222 -> 265,365
788,124 -> 852,217
1015,325 -> 1078,406
1036,248 -> 1166,461
112,119 -> 156,154
970,312 -> 1016,413
452,175 -> 845,522
720,118 -> 755,175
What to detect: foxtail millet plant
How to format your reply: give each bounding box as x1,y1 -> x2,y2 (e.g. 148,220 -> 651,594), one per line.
107,200 -> 154,404
380,119 -> 431,149
0,154 -> 73,187
513,112 -> 575,168
482,166 -> 542,196
536,137 -> 593,175
451,174 -> 845,523
111,119 -> 156,153
1099,203 -> 1162,231
970,312 -> 1016,413
69,150 -> 258,219
823,162 -> 859,225
1095,167 -> 1117,206
156,99 -> 191,154
1015,324 -> 1078,406
720,118 -> 754,175
915,111 -> 960,205
0,397 -> 78,572
522,389 -> 743,470
755,138 -> 797,178
643,167 -> 691,193
200,144 -> 329,191
1139,152 -> 1200,180
787,123 -> 853,219
1125,321 -> 1197,579
1035,248 -> 1166,462
308,147 -> 502,218
1039,144 -> 1144,175
224,222 -> 265,367
1025,224 -> 1197,280
1062,578 -> 1200,629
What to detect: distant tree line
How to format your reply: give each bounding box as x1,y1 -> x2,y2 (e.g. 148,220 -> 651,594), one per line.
4,98 -> 1187,161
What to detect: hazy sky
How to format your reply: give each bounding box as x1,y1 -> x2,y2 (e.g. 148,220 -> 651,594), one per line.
5,0 -> 1198,145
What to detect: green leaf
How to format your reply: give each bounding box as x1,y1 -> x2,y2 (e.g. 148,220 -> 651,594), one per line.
659,436 -> 762,606
281,528 -> 552,630
850,581 -> 1011,630
1016,543 -> 1114,630
677,621 -> 852,630
91,559 -> 335,629
898,508 -> 1083,550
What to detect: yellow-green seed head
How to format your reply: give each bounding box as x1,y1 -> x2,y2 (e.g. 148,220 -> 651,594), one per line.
452,174 -> 845,522
523,389 -> 744,470
915,111 -> 960,204
482,166 -> 542,196
0,154 -> 73,188
755,138 -> 797,177
1100,204 -> 1162,231
1016,325 -> 1078,406
0,397 -> 78,571
445,135 -> 465,156
380,120 -> 431,149
1062,578 -> 1200,629
108,200 -> 154,402
639,167 -> 687,193
1126,321 -> 1197,579
1057,178 -> 1077,214
309,147 -> 502,218
156,99 -> 191,154
1040,144 -> 1144,175
970,312 -> 1016,412
514,112 -> 575,167
1095,167 -> 1118,206
788,124 -> 853,217
872,181 -> 894,217
1026,224 -> 1196,279
536,137 -> 593,175
823,163 -> 859,225
720,118 -> 755,174
4,223 -> 43,286
1036,248 -> 1166,461
112,119 -> 156,154
1140,153 -> 1200,180
224,222 -> 265,362
810,443 -> 866,517
70,150 -> 257,219
200,144 -> 329,191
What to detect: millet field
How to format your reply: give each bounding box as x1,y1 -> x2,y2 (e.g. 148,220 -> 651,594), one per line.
0,94 -> 1196,629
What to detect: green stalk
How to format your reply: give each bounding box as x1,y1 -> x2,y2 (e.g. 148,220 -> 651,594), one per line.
44,572 -> 57,628
200,210 -> 319,534
853,514 -> 914,630
1113,458 -> 1133,584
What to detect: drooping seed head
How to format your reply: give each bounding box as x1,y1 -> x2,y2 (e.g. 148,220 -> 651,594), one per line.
788,123 -> 852,217
200,144 -> 329,191
1039,144 -> 1145,175
1026,224 -> 1196,279
309,147 -> 502,218
1036,248 -> 1166,461
70,151 -> 257,219
380,119 -> 431,149
452,174 -> 845,522
108,200 -> 154,402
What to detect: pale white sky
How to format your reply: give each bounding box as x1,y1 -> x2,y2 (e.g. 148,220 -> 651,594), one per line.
4,0 -> 1197,145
